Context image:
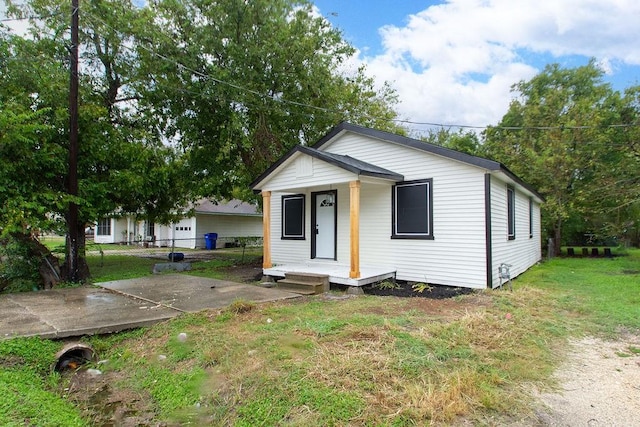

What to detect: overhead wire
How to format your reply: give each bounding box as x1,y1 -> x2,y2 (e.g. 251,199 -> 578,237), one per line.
81,10 -> 344,119
89,7 -> 640,133
78,13 -> 339,128
5,5 -> 640,135
0,3 -> 65,23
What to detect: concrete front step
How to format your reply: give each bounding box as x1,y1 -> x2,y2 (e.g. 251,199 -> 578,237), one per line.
282,272 -> 330,284
276,273 -> 330,295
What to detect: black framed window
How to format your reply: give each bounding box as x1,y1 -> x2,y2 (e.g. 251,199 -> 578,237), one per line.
392,179 -> 433,239
97,218 -> 111,236
507,186 -> 515,240
145,222 -> 155,238
282,194 -> 305,239
528,197 -> 532,238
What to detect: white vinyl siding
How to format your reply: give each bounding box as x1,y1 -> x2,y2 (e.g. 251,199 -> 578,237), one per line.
269,191 -> 311,264
326,135 -> 489,289
94,217 -> 128,244
262,131 -> 542,290
260,155 -> 358,192
489,176 -> 541,288
264,155 -> 359,265
357,184 -> 392,266
194,214 -> 262,248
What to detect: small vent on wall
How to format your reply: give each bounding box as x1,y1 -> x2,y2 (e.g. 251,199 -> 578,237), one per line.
295,156 -> 313,178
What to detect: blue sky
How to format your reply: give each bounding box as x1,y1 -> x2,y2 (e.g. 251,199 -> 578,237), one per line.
3,1 -> 639,135
313,0 -> 430,56
313,0 -> 640,134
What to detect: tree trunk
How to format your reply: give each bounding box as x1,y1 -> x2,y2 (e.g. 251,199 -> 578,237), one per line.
61,222 -> 91,282
8,233 -> 62,289
553,219 -> 563,256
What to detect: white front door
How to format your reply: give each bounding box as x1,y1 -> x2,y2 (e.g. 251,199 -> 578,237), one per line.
314,191 -> 336,259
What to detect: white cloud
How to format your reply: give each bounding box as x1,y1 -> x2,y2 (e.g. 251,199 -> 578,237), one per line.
356,0 -> 640,131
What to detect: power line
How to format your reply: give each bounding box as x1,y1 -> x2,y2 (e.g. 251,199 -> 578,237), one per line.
0,8 -> 65,22
94,17 -> 640,132
8,7 -> 640,135
82,9 -> 640,132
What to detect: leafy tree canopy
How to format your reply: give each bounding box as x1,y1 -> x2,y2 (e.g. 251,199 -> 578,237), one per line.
1,0 -> 402,285
483,61 -> 640,250
419,127 -> 482,156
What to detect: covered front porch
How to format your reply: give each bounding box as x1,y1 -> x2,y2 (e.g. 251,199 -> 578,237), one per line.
263,262 -> 396,287
253,144 -> 405,287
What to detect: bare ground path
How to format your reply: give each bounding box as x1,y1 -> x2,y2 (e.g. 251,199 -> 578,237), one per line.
534,333 -> 640,426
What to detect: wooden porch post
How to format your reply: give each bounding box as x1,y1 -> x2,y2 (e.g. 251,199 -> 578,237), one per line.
349,180 -> 361,278
261,191 -> 272,268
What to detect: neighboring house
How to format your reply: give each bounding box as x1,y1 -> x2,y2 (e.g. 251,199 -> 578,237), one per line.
94,199 -> 262,249
251,122 -> 543,289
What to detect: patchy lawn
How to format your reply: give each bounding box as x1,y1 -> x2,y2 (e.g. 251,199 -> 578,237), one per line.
1,249 -> 638,426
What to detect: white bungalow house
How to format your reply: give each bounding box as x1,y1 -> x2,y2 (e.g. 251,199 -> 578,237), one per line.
94,199 -> 262,249
251,122 -> 543,289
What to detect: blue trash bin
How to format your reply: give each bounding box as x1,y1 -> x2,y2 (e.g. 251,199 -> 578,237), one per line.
204,233 -> 218,250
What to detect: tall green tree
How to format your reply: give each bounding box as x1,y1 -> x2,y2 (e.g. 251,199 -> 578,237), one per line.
141,0 -> 402,198
483,61 -> 639,252
1,1 -> 190,285
419,127 -> 482,156
1,0 -> 402,287
575,85 -> 640,246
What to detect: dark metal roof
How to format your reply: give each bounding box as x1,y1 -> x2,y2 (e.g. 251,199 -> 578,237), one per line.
297,146 -> 404,181
313,122 -> 543,201
313,122 -> 502,171
251,122 -> 543,201
194,199 -> 260,216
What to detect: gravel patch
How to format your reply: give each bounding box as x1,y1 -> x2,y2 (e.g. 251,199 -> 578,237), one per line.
535,334 -> 640,426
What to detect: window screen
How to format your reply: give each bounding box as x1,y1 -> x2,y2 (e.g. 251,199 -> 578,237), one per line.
392,179 -> 433,239
282,195 -> 305,239
507,186 -> 516,240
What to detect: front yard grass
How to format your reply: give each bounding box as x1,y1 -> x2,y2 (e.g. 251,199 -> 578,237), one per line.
1,249 -> 638,425
519,250 -> 640,333
86,247 -> 262,283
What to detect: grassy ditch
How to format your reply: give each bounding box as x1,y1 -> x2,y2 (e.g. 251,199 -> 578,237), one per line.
0,249 -> 638,425
0,338 -> 86,426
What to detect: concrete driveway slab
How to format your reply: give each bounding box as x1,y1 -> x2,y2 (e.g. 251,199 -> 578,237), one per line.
1,287 -> 177,339
98,274 -> 298,312
0,275 -> 299,339
0,296 -> 57,337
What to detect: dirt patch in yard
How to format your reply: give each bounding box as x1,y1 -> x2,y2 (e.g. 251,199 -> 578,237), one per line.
216,259 -> 264,283
532,333 -> 640,426
405,292 -> 494,319
62,369 -> 157,427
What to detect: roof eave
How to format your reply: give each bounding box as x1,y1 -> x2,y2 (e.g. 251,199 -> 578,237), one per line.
250,145 -> 303,191
495,164 -> 545,202
313,122 -> 503,170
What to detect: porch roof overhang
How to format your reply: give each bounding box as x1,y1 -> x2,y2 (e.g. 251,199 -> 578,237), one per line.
251,145 -> 403,192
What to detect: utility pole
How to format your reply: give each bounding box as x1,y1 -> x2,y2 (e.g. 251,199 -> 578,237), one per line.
68,0 -> 79,282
